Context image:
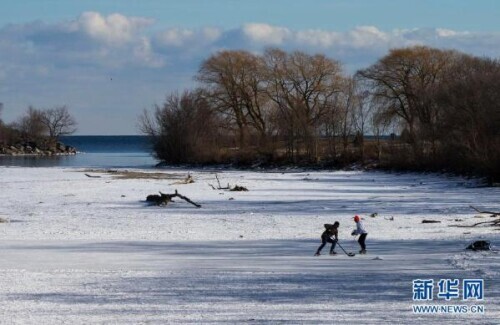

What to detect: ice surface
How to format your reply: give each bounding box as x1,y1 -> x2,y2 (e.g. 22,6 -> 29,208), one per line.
0,167 -> 498,324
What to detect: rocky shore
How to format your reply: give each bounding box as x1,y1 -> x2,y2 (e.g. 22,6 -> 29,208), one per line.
0,142 -> 77,156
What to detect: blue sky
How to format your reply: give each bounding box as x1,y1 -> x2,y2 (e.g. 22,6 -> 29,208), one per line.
0,1 -> 499,134
2,1 -> 499,31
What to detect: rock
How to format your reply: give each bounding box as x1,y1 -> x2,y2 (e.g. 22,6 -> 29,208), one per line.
466,240 -> 491,251
1,141 -> 77,156
66,145 -> 76,154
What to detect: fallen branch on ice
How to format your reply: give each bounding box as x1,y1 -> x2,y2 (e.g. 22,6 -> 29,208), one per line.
146,190 -> 201,208
208,174 -> 248,192
84,173 -> 101,178
449,206 -> 500,227
170,174 -> 194,185
470,205 -> 500,217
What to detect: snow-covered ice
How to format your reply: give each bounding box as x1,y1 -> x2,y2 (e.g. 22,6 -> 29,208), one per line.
0,167 -> 498,324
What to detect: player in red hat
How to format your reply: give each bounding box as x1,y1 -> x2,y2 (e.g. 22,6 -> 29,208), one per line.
351,215 -> 368,254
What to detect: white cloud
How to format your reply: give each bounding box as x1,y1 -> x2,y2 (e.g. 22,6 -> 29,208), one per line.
293,26 -> 389,49
436,28 -> 458,38
153,27 -> 222,53
202,27 -> 223,43
346,26 -> 389,48
2,14 -> 499,73
295,29 -> 340,47
75,12 -> 153,45
242,23 -> 291,45
156,28 -> 195,47
133,37 -> 165,68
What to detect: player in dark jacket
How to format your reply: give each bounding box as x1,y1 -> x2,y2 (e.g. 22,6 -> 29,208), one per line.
314,221 -> 339,256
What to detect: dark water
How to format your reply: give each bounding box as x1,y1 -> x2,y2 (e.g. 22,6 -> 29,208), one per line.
0,136 -> 158,168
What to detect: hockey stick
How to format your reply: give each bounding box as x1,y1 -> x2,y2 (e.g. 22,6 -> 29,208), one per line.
336,241 -> 355,257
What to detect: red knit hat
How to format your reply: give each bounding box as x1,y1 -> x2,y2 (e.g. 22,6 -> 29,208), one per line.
354,215 -> 360,222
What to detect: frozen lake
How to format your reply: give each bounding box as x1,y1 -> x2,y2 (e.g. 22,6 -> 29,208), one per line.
0,167 -> 498,323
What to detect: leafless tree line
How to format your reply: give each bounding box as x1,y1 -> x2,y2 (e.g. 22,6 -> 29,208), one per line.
142,48 -> 366,164
140,46 -> 499,182
0,105 -> 77,147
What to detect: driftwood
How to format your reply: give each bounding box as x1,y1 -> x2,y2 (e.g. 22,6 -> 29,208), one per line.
209,174 -> 230,190
422,219 -> 441,224
170,174 -> 194,185
84,173 -> 101,178
146,190 -> 201,208
470,205 -> 500,217
230,185 -> 248,192
209,174 -> 248,191
449,205 -> 500,228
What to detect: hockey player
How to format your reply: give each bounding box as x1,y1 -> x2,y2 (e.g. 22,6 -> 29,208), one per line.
351,215 -> 368,254
314,221 -> 339,256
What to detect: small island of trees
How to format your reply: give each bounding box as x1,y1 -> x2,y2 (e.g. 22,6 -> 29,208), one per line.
0,105 -> 77,156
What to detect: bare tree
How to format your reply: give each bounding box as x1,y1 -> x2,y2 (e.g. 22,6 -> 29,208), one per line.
357,46 -> 458,157
436,55 -> 500,183
336,77 -> 357,154
263,48 -> 344,161
370,107 -> 394,161
14,106 -> 46,143
197,51 -> 270,148
350,80 -> 375,161
40,106 -> 77,141
139,90 -> 221,164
